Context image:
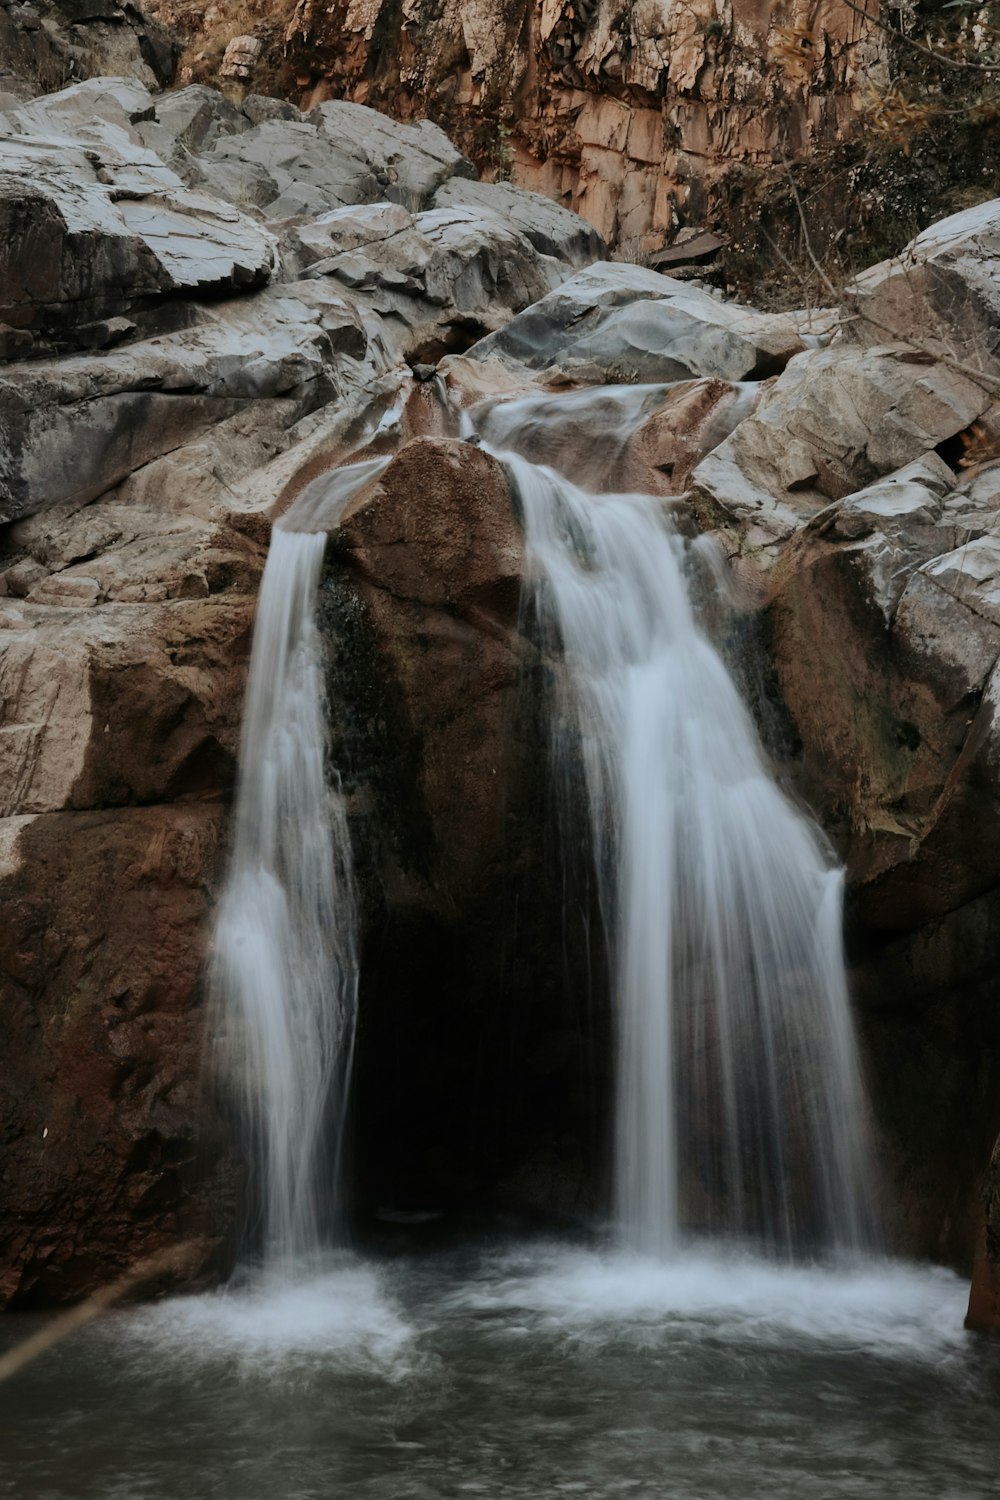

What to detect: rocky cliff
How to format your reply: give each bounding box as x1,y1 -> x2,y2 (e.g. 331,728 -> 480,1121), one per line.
144,0 -> 885,257
3,69 -> 1000,1321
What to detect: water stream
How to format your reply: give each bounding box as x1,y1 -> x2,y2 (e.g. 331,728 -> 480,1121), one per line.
472,388 -> 874,1258
209,525 -> 357,1266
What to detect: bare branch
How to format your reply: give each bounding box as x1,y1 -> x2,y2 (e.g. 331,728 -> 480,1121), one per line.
840,0 -> 1000,73
0,1242 -> 207,1384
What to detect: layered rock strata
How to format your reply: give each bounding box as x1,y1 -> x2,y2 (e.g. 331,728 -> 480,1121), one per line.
157,0 -> 885,253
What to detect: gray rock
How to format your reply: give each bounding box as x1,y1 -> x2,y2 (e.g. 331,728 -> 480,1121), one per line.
848,198 -> 1000,371
280,202 -> 415,274
0,90 -> 275,343
0,284 -> 377,523
464,261 -> 805,385
151,84 -> 248,154
692,344 -> 991,555
202,118 -> 382,216
432,177 -> 607,270
309,101 -> 476,210
241,94 -> 301,128
303,204 -> 569,365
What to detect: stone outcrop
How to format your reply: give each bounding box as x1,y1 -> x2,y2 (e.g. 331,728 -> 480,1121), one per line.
692,344 -> 993,558
849,200 -> 1000,370
468,260 -> 806,384
150,0 -> 884,253
315,440 -> 584,1216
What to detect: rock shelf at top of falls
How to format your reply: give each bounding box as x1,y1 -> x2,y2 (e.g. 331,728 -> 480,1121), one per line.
2,74 -> 1000,1325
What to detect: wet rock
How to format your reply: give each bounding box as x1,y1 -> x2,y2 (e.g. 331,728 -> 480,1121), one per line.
317,436 -> 602,1219
967,1136 -> 1000,1331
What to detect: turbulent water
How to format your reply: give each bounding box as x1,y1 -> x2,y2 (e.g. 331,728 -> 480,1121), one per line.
473,387 -> 874,1258
2,1245 -> 998,1500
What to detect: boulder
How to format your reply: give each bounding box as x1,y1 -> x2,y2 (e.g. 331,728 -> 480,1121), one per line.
848,199 -> 1000,371
309,100 -> 477,210
692,344 -> 992,557
333,437 -> 525,899
310,436 -> 606,1218
0,86 -> 275,342
301,204 -> 569,366
186,99 -> 477,222
464,261 -> 805,385
0,285 -> 377,523
432,177 -> 608,269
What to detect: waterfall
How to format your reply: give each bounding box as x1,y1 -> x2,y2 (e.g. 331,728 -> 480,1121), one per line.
209,525 -> 358,1269
474,388 -> 876,1258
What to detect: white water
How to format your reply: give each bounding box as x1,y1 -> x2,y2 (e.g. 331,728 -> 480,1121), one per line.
209,526 -> 357,1267
473,388 -> 875,1259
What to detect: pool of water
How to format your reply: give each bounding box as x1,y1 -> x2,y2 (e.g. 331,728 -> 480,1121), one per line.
2,1241 -> 998,1499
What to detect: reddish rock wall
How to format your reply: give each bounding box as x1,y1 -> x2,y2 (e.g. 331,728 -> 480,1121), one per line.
152,0 -> 883,253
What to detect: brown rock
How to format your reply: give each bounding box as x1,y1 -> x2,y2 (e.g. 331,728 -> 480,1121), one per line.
309,435 -> 608,1221
0,806 -> 239,1306
967,1136 -> 1000,1330
262,0 -> 883,250
335,437 -> 525,898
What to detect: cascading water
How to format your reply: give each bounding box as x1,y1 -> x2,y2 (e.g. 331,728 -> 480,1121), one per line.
209,455 -> 392,1270
209,525 -> 357,1269
473,387 -> 876,1259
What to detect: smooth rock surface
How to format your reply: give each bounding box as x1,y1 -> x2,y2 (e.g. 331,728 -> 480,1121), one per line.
0,85 -> 276,341
432,177 -> 608,269
465,262 -> 804,385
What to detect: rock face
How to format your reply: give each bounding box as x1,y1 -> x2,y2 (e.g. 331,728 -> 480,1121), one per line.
849,200 -> 1000,370
967,1137 -> 1000,1331
0,77 -> 606,1304
202,0 -> 884,253
469,260 -> 805,384
0,0 -> 176,105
